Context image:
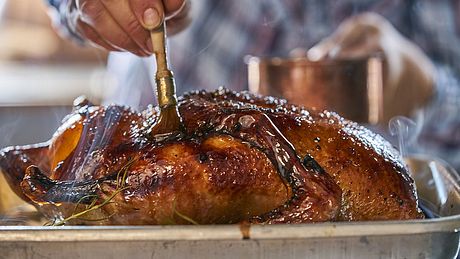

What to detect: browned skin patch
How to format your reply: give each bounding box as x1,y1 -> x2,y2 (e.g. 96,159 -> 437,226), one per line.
0,88 -> 422,225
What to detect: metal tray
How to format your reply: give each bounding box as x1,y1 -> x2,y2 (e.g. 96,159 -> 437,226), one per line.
0,155 -> 459,259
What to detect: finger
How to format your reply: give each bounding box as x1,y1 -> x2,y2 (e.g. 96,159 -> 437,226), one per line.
164,0 -> 191,35
289,48 -> 308,58
328,21 -> 382,59
78,0 -> 149,56
78,22 -> 149,57
129,0 -> 165,30
307,15 -> 376,61
163,0 -> 186,18
75,18 -> 120,52
100,0 -> 153,54
307,15 -> 362,61
307,37 -> 338,61
333,42 -> 381,59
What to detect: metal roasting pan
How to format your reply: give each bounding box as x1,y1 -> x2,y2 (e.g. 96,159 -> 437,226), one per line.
0,155 -> 459,259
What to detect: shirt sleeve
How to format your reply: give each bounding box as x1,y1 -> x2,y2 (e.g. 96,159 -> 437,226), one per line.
416,64 -> 460,170
400,1 -> 460,170
45,0 -> 86,44
47,0 -> 64,9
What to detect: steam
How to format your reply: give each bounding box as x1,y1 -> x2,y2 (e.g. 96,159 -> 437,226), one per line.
388,115 -> 422,159
0,113 -> 22,147
64,104 -> 127,183
104,53 -> 155,110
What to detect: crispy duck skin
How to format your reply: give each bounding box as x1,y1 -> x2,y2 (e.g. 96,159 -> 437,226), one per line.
0,89 -> 423,225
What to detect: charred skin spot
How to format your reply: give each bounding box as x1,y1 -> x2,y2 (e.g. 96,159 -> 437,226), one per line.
198,153 -> 208,163
302,154 -> 326,175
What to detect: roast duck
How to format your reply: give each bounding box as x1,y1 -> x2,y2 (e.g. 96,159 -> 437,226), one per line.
0,89 -> 423,225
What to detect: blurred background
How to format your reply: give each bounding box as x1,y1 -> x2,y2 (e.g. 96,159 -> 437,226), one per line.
0,0 -> 458,167
0,0 -> 112,148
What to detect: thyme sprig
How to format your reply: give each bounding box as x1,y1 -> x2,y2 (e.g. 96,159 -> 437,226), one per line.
48,158 -> 136,226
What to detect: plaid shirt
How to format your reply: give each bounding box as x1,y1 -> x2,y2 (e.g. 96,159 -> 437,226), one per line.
49,0 -> 460,169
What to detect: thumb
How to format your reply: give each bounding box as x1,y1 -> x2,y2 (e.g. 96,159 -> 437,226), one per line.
130,0 -> 165,30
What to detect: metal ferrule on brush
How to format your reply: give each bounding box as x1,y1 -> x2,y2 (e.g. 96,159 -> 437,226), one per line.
155,70 -> 178,108
151,23 -> 178,109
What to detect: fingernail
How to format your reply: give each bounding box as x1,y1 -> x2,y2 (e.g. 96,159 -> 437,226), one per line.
143,8 -> 161,30
307,47 -> 323,61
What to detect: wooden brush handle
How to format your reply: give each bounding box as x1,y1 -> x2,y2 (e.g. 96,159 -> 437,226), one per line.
149,22 -> 182,135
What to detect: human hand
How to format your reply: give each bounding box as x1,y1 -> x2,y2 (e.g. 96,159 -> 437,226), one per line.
68,0 -> 190,56
308,13 -> 435,121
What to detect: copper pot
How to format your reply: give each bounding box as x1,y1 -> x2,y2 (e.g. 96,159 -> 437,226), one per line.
247,56 -> 384,124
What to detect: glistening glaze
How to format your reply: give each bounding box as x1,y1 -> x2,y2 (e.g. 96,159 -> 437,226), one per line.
0,88 -> 422,225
